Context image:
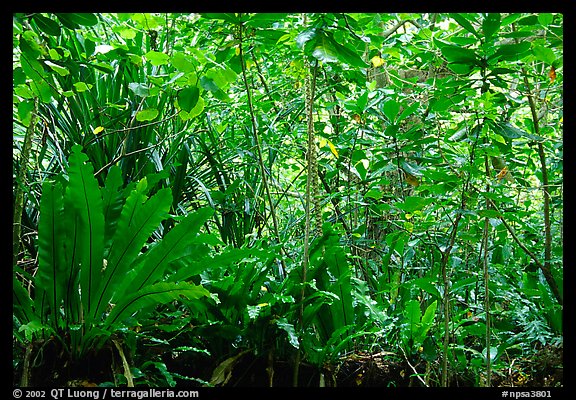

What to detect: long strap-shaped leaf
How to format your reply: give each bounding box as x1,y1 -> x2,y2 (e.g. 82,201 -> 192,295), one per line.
35,180 -> 66,327
93,181 -> 171,320
103,281 -> 210,329
121,207 -> 214,292
66,145 -> 105,324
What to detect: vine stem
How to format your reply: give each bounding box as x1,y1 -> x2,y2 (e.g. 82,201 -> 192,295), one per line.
513,23 -> 560,306
237,18 -> 284,259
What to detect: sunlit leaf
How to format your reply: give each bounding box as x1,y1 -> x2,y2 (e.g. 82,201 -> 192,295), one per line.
135,108 -> 159,121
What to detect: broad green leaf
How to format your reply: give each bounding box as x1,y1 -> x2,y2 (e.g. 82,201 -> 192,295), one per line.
145,50 -> 169,66
199,76 -> 220,93
136,108 -> 159,121
421,168 -> 459,182
276,317 -> 299,348
30,80 -> 53,103
449,13 -> 480,39
69,13 -> 99,27
493,121 -> 544,142
538,13 -> 554,26
295,28 -> 317,49
55,13 -> 98,29
404,300 -> 422,337
482,13 -> 501,40
73,82 -> 92,92
326,35 -> 368,68
104,282 -> 210,328
13,276 -> 35,324
490,42 -> 531,61
17,100 -> 35,127
100,165 -> 125,253
124,207 -> 214,291
32,14 -> 61,36
364,188 -> 383,201
35,180 -> 67,324
398,102 -> 420,122
396,196 -> 433,212
441,45 -> 478,64
178,87 -> 200,113
410,278 -> 441,299
200,13 -> 239,24
446,63 -> 475,75
172,52 -> 196,73
44,60 -> 69,77
179,96 -> 205,121
383,99 -> 400,122
20,55 -> 45,82
421,300 -> 437,331
532,45 -> 556,65
66,145 -> 105,322
128,82 -> 150,97
94,184 -> 172,319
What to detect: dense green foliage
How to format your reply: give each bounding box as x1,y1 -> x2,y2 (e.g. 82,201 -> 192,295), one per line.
13,12 -> 562,388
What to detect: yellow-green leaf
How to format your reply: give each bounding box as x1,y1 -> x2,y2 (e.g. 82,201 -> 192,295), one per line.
327,139 -> 339,159
93,126 -> 104,135
136,108 -> 159,122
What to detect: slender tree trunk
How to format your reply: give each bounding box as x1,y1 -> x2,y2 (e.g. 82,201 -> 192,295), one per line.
13,97 -> 39,267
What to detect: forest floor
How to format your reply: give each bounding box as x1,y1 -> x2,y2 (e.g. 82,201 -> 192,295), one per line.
14,340 -> 562,388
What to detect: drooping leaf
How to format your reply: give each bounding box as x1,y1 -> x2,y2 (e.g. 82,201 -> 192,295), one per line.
123,207 -> 214,291
94,183 -> 171,319
104,282 -> 210,328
